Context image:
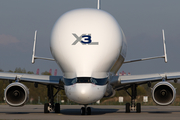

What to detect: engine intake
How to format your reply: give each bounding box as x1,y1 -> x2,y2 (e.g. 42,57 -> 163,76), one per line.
4,82 -> 29,107
152,82 -> 176,106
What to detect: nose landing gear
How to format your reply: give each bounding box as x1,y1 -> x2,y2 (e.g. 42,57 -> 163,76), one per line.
81,105 -> 91,115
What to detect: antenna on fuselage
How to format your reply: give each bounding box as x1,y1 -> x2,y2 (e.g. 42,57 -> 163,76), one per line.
97,0 -> 101,9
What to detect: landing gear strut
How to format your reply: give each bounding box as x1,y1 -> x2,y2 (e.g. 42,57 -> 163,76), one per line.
81,105 -> 91,115
125,84 -> 141,113
44,85 -> 60,113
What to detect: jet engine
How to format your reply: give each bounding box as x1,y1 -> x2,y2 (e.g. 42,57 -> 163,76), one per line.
104,84 -> 116,97
4,82 -> 29,107
151,81 -> 176,106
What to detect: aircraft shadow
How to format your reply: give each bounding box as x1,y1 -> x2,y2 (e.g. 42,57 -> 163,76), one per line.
60,107 -> 119,115
148,111 -> 172,114
6,112 -> 29,114
2,107 -> 43,114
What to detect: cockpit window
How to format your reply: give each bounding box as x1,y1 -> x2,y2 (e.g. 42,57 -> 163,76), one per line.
91,78 -> 108,85
63,78 -> 76,85
76,77 -> 91,83
64,77 -> 108,86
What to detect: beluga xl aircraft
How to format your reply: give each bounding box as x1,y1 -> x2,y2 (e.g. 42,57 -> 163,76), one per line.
0,0 -> 180,115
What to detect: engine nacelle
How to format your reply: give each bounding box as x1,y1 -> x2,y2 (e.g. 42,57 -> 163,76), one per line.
152,82 -> 176,106
104,84 -> 116,97
4,82 -> 29,107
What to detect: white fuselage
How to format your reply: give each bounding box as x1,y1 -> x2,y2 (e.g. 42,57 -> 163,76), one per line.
65,83 -> 107,104
50,8 -> 127,104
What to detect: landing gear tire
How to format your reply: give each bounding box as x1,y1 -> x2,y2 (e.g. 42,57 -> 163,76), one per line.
44,103 -> 49,113
81,107 -> 85,115
45,85 -> 61,113
136,103 -> 141,113
55,103 -> 60,113
125,84 -> 142,113
87,107 -> 91,115
125,103 -> 130,113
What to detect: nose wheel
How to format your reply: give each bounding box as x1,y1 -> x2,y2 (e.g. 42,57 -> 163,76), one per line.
81,107 -> 85,115
87,107 -> 91,115
81,105 -> 91,115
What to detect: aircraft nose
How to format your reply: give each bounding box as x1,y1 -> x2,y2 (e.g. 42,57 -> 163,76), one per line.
65,83 -> 106,104
76,84 -> 92,101
80,89 -> 86,94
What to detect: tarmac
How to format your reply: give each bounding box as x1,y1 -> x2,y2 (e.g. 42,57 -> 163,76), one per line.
0,105 -> 180,120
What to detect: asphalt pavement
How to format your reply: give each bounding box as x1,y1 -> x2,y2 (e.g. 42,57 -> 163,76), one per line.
0,105 -> 180,120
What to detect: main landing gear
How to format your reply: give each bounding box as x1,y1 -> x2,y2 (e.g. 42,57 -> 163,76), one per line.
125,84 -> 141,113
81,105 -> 91,115
44,85 -> 61,113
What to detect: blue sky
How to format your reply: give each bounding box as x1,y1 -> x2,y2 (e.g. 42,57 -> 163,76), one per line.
0,0 -> 180,75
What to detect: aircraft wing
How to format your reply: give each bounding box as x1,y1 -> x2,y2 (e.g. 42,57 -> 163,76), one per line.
0,72 -> 64,88
110,72 -> 180,90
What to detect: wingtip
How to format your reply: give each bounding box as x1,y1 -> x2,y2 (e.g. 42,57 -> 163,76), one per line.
162,29 -> 168,63
32,30 -> 37,64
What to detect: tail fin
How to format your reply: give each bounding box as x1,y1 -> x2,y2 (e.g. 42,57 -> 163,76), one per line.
97,0 -> 101,9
